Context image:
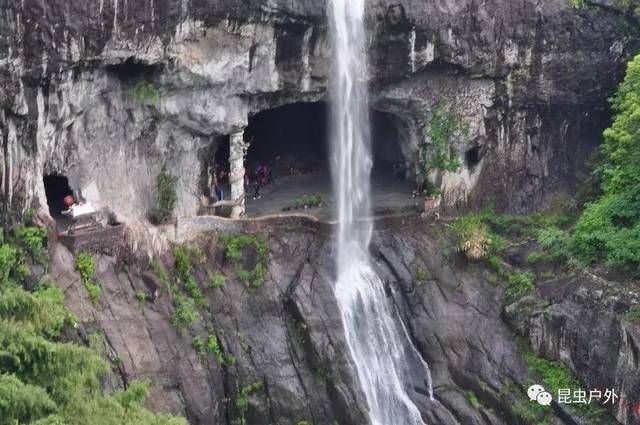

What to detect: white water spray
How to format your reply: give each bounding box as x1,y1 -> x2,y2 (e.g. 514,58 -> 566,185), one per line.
329,1 -> 433,424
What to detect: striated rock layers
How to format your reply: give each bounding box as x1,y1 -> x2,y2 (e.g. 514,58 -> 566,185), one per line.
0,0 -> 639,228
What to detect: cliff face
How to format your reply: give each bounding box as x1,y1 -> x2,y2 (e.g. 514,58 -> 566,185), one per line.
47,218 -> 542,425
50,216 -> 640,425
0,0 -> 637,227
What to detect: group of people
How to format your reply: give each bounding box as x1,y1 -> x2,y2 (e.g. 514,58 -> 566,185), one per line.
209,161 -> 275,204
245,164 -> 274,200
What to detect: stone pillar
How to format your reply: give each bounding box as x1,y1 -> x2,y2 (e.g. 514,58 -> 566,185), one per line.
229,129 -> 248,219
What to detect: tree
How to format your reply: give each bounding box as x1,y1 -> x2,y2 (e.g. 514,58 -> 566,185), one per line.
571,54 -> 640,271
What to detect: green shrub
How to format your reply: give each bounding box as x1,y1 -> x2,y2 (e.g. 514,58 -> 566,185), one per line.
209,274 -> 226,288
75,252 -> 95,284
173,245 -> 192,283
422,98 -> 469,172
129,81 -> 161,106
152,168 -> 177,225
503,272 -> 535,303
235,382 -> 263,424
467,391 -> 480,408
192,336 -> 206,361
207,334 -> 225,365
0,244 -> 20,287
524,351 -> 605,419
220,234 -> 269,291
527,228 -> 570,264
75,252 -> 101,306
571,54 -> 640,272
0,249 -> 186,424
292,193 -> 324,209
171,296 -> 198,330
183,275 -> 207,308
136,291 -> 146,309
85,282 -> 102,306
15,226 -> 47,265
451,213 -> 505,260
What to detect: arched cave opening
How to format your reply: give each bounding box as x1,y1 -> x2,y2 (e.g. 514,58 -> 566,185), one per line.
465,145 -> 482,170
214,102 -> 414,216
43,175 -> 74,227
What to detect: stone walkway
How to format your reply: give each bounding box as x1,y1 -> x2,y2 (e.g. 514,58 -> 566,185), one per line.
234,169 -> 420,219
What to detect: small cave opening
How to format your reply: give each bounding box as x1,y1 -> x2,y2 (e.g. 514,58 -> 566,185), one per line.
210,102 -> 414,217
105,57 -> 162,81
465,145 -> 482,170
43,175 -> 74,227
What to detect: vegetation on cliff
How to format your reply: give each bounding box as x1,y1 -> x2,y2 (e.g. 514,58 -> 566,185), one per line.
572,54 -> 640,272
0,224 -> 186,425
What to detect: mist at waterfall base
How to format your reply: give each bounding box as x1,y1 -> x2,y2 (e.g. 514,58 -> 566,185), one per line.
328,0 -> 434,424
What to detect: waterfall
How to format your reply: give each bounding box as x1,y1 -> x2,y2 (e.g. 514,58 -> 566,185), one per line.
328,1 -> 433,424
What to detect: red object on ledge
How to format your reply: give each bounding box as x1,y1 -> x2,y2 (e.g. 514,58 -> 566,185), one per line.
63,195 -> 75,207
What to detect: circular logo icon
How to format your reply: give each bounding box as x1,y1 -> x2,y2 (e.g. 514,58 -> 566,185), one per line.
527,384 -> 546,401
536,391 -> 553,406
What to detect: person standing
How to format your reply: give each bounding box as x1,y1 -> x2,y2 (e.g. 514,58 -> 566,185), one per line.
253,180 -> 261,200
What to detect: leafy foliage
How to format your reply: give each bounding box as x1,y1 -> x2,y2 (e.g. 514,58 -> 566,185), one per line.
234,382 -> 263,425
171,295 -> 198,330
75,252 -> 101,306
503,272 -> 535,303
422,99 -> 469,172
209,274 -> 226,289
152,168 -> 177,225
207,334 -> 225,365
524,351 -> 605,420
0,243 -> 22,287
15,226 -> 48,266
220,234 -> 269,291
571,54 -> 640,272
450,212 -> 506,260
0,246 -> 185,424
129,81 -> 161,106
292,193 -> 324,209
527,228 -> 571,264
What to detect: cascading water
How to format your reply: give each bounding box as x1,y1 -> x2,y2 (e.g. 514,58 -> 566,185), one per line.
328,1 -> 433,424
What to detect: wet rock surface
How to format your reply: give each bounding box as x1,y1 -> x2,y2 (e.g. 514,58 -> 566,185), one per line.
48,217 -> 639,424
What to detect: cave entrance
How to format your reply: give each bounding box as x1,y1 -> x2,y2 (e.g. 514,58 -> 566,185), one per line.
43,175 -> 73,228
228,102 -> 414,217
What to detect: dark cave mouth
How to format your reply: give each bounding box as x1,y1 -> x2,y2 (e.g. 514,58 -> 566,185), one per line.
43,175 -> 73,219
241,102 -> 408,171
213,102 -> 416,216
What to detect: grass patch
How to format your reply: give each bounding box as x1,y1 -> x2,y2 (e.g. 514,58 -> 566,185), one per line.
171,295 -> 198,331
220,234 -> 268,291
524,350 -> 606,421
129,80 -> 161,106
624,304 -> 640,322
467,390 -> 480,408
75,251 -> 101,306
209,274 -> 226,289
207,334 -> 225,365
450,212 -> 506,260
503,271 -> 535,303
